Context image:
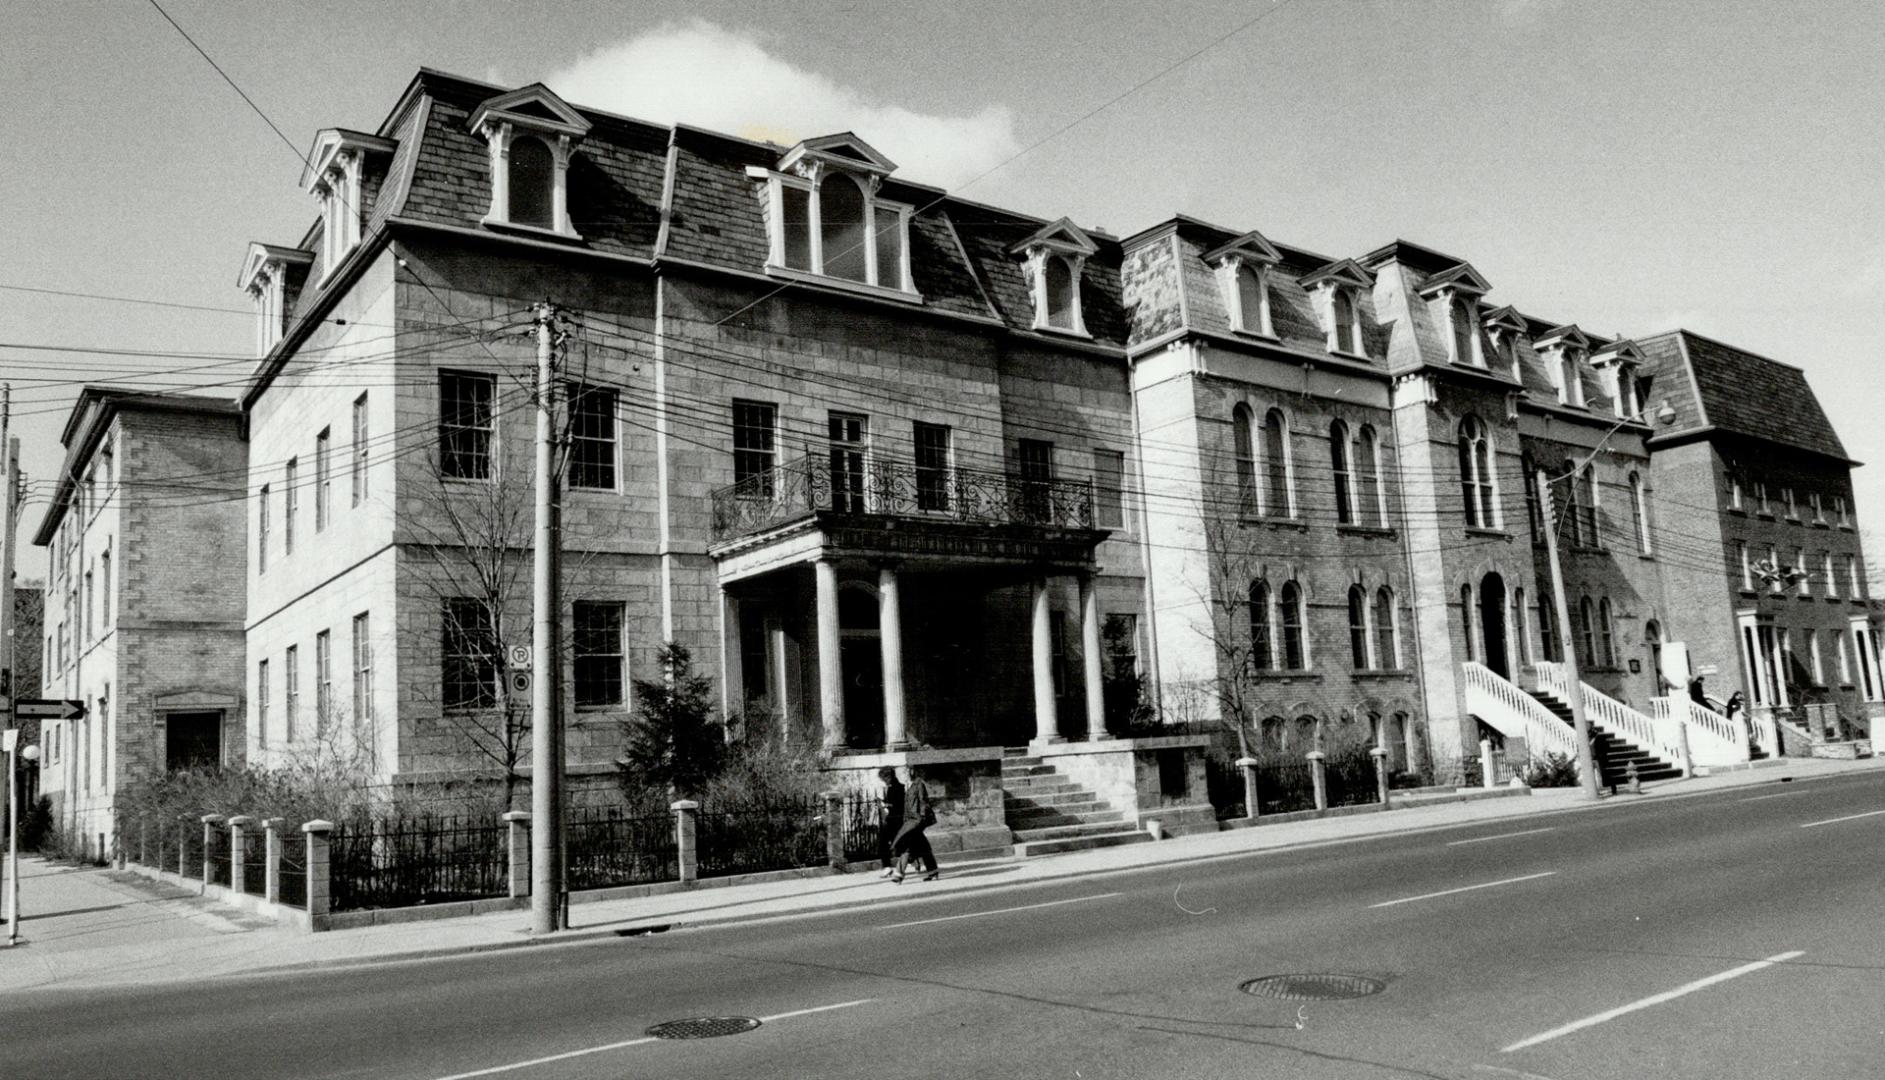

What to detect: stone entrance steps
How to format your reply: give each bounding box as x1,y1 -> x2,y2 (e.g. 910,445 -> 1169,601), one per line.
1002,748 -> 1152,857
1526,692 -> 1685,785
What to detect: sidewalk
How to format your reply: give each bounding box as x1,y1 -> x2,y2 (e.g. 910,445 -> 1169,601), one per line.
4,756 -> 1876,995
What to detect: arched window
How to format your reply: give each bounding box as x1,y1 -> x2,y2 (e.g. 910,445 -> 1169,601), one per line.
1235,263 -> 1267,334
1458,417 -> 1496,528
1332,290 -> 1358,354
1511,587 -> 1530,666
1357,425 -> 1384,526
1296,715 -> 1320,752
1232,405 -> 1257,513
1330,420 -> 1354,524
1260,716 -> 1288,753
1453,299 -> 1477,366
1598,597 -> 1616,668
1629,471 -> 1651,554
1578,596 -> 1597,667
1044,255 -> 1077,330
1539,591 -> 1560,662
1558,354 -> 1579,405
1248,580 -> 1273,670
507,135 -> 555,229
1578,465 -> 1599,548
1348,585 -> 1370,668
1461,583 -> 1477,662
1280,581 -> 1306,669
1558,459 -> 1582,546
820,173 -> 869,283
1373,586 -> 1398,668
1616,365 -> 1639,417
1262,409 -> 1290,517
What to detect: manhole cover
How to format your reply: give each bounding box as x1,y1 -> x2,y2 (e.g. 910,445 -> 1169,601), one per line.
1239,974 -> 1386,1001
645,1016 -> 763,1040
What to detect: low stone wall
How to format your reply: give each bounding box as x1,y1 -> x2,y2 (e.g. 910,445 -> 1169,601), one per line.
826,747 -> 1011,855
1034,736 -> 1217,837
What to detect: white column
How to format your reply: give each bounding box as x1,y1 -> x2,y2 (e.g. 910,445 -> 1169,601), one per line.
815,559 -> 845,750
879,565 -> 908,749
1080,573 -> 1106,741
718,590 -> 742,726
1031,576 -> 1061,745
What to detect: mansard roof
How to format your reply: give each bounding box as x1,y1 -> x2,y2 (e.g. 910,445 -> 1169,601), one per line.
1637,330 -> 1849,462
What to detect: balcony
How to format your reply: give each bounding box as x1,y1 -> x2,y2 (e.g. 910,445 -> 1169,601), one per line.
711,454 -> 1096,544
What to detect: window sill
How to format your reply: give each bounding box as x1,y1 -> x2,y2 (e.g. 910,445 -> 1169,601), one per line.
1838,523 -> 1856,531
1811,520 -> 1830,529
1254,670 -> 1321,682
1638,553 -> 1657,561
567,484 -> 622,496
481,217 -> 585,244
1335,524 -> 1396,538
1243,515 -> 1308,532
1756,512 -> 1777,521
1726,507 -> 1747,517
574,704 -> 626,714
1330,348 -> 1370,363
1826,596 -> 1844,603
1231,327 -> 1279,342
1354,669 -> 1412,680
1738,588 -> 1757,598
1464,527 -> 1511,539
1785,516 -> 1802,524
764,263 -> 924,304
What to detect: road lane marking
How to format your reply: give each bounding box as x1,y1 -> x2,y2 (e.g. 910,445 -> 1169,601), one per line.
1738,792 -> 1803,802
879,892 -> 1121,929
1447,828 -> 1555,847
428,999 -> 873,1079
1369,872 -> 1556,908
1800,809 -> 1885,829
1501,952 -> 1803,1053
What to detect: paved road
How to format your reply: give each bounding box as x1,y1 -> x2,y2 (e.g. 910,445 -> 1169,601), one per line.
5,772 -> 1882,1079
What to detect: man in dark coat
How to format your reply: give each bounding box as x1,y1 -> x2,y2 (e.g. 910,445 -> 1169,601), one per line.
876,767 -> 903,878
890,767 -> 940,883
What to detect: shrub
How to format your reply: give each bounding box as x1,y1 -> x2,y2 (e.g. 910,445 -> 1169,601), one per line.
1523,752 -> 1581,788
19,795 -> 52,852
619,642 -> 725,800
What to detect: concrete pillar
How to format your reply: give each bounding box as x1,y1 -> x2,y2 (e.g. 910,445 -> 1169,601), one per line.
672,800 -> 699,884
822,791 -> 846,869
1371,746 -> 1391,809
1080,573 -> 1107,741
1307,751 -> 1328,811
301,820 -> 333,917
504,811 -> 532,899
718,589 -> 742,725
878,565 -> 909,749
262,818 -> 284,905
200,814 -> 225,885
815,559 -> 845,750
1031,575 -> 1061,746
1237,756 -> 1260,820
227,815 -> 253,895
1674,721 -> 1694,779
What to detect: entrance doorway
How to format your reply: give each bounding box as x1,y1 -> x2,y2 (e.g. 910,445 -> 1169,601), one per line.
165,712 -> 223,772
1479,572 -> 1510,679
838,585 -> 884,747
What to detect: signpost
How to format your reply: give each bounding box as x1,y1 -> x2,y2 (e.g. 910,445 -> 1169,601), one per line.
13,700 -> 85,721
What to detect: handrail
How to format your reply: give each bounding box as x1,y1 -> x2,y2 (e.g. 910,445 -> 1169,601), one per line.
1534,661 -> 1685,766
1651,697 -> 1751,767
1462,661 -> 1578,760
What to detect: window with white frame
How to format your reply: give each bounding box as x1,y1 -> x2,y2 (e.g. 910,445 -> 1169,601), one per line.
1737,541 -> 1750,590
239,244 -> 311,358
1262,408 -> 1293,518
574,601 -> 626,707
299,130 -> 394,279
440,372 -> 496,480
352,392 -> 369,506
1233,405 -> 1257,514
1208,234 -> 1281,338
283,460 -> 297,555
1629,471 -> 1651,553
1849,554 -> 1864,598
258,484 -> 270,574
469,87 -> 590,239
443,599 -> 498,710
1808,630 -> 1824,685
1093,449 -> 1125,531
1824,552 -> 1837,597
1330,420 -> 1355,525
315,629 -> 333,732
1796,547 -> 1810,597
1348,586 -> 1370,668
1249,580 -> 1273,669
1451,298 -> 1481,367
284,645 -> 299,742
1331,288 -> 1361,355
1457,416 -> 1498,529
1374,586 -> 1400,668
257,659 -> 270,749
1357,424 -> 1386,527
915,422 -> 953,513
1810,490 -> 1824,522
352,612 -> 373,727
1835,494 -> 1849,526
316,427 -> 331,531
1280,581 -> 1309,670
760,158 -> 913,293
732,400 -> 778,495
566,383 -> 618,490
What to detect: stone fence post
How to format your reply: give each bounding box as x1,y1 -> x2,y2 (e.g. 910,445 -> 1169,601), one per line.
302,820 -> 333,918
227,816 -> 254,894
1371,746 -> 1391,809
1306,751 -> 1328,812
503,811 -> 532,899
1236,757 -> 1260,821
200,814 -> 225,884
1478,739 -> 1497,790
262,818 -> 284,904
672,800 -> 699,885
822,791 -> 845,869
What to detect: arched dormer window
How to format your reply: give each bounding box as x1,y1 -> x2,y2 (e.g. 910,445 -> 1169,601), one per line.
1535,325 -> 1591,408
238,242 -> 313,358
1206,232 -> 1281,337
1262,408 -> 1292,517
756,134 -> 913,295
1232,404 -> 1257,515
1457,416 -> 1498,529
1330,420 -> 1354,524
1043,255 -> 1077,330
300,128 -> 397,280
1303,259 -> 1372,357
1332,290 -> 1358,354
1010,218 -> 1097,336
1280,581 -> 1308,670
819,172 -> 869,283
1357,425 -> 1385,527
1249,580 -> 1273,669
1452,298 -> 1481,367
507,134 -> 555,230
469,85 -> 590,240
1558,354 -> 1580,405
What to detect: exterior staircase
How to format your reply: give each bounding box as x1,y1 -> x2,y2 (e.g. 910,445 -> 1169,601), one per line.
1001,748 -> 1151,857
1526,689 -> 1684,785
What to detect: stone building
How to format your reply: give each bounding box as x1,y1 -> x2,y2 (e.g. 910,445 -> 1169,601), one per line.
33,390 -> 247,853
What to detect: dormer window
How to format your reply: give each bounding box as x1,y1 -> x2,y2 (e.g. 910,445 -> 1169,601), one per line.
300,129 -> 396,280
1417,263 -> 1492,369
1452,300 -> 1479,366
754,134 -> 914,296
1332,291 -> 1359,353
1592,340 -> 1645,418
237,243 -> 313,357
468,84 -> 591,240
1535,325 -> 1591,408
1206,230 -> 1282,338
1483,306 -> 1527,380
1010,217 -> 1099,337
1302,259 -> 1374,359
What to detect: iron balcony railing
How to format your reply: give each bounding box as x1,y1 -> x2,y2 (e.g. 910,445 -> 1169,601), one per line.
710,453 -> 1096,542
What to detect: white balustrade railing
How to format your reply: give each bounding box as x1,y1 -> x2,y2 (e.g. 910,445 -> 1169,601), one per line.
1651,697 -> 1751,767
1462,661 -> 1578,760
1534,661 -> 1686,767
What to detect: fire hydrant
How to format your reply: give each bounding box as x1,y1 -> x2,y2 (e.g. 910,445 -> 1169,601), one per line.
1625,759 -> 1641,795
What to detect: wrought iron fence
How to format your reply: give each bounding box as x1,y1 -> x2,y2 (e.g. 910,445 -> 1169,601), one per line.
279,834 -> 307,909
840,792 -> 885,864
328,814 -> 508,913
566,807 -> 678,891
1252,759 -> 1318,815
207,831 -> 233,887
178,821 -> 204,880
695,800 -> 828,879
238,829 -> 268,895
710,454 -> 1096,541
1323,750 -> 1380,809
1204,755 -> 1248,819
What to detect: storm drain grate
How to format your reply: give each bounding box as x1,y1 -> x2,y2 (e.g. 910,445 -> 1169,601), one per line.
645,1016 -> 763,1040
1239,974 -> 1386,1001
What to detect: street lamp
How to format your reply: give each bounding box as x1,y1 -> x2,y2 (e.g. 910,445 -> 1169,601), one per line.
6,739 -> 38,946
1535,401 -> 1676,801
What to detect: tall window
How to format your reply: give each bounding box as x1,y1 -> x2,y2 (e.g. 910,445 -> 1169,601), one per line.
315,629 -> 333,731
770,169 -> 909,290
1835,495 -> 1849,526
732,400 -> 778,494
1796,547 -> 1810,598
1348,586 -> 1370,667
257,660 -> 270,749
1249,580 -> 1272,670
1280,581 -> 1306,669
1093,449 -> 1125,531
1374,587 -> 1399,668
83,570 -> 93,642
1598,598 -> 1616,668
1234,263 -> 1268,334
1452,299 -> 1477,366
915,422 -> 952,512
1825,552 -> 1837,598
1330,421 -> 1354,524
1461,584 -> 1476,662
442,599 -> 497,709
1738,541 -> 1752,590
1262,409 -> 1290,517
1017,438 -> 1053,523
315,428 -> 331,530
284,459 -> 298,554
830,413 -> 870,514
440,372 -> 496,479
1511,587 -> 1530,665
1577,465 -> 1598,548
352,612 -> 373,727
1539,592 -> 1559,661
1557,354 -> 1580,405
1332,290 -> 1358,354
1849,554 -> 1864,598
1629,472 -> 1651,553
258,484 -> 270,573
1357,425 -> 1384,526
1808,630 -> 1824,685
507,134 -> 554,229
1232,405 -> 1257,514
573,601 -> 626,707
567,383 -> 618,489
100,548 -> 111,630
1577,597 -> 1597,667
352,392 -> 369,505
284,645 -> 299,742
820,173 -> 868,283
1043,255 -> 1077,331
1458,417 -> 1496,528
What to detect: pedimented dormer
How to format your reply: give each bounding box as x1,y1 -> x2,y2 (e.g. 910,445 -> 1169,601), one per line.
1591,338 -> 1646,418
468,84 -> 591,238
1011,218 -> 1099,336
1417,262 -> 1492,368
237,242 -> 313,357
1204,230 -> 1282,338
301,129 -> 397,279
1482,305 -> 1528,379
747,133 -> 914,296
1300,258 -> 1374,358
1533,323 -> 1591,407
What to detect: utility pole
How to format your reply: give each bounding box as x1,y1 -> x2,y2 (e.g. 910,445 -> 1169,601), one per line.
1535,465 -> 1603,802
529,303 -> 565,933
2,383 -> 17,940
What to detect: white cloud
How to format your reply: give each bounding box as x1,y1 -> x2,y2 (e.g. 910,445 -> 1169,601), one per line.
1496,0 -> 1565,21
538,21 -> 1021,189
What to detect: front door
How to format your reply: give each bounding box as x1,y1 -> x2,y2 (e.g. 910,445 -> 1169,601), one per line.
165,712 -> 223,772
1479,572 -> 1510,680
841,638 -> 884,748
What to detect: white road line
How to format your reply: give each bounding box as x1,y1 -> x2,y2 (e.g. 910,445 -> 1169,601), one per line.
1369,872 -> 1556,908
1501,952 -> 1803,1053
1800,809 -> 1885,829
428,999 -> 873,1080
1738,792 -> 1803,802
1447,827 -> 1555,847
878,892 -> 1122,929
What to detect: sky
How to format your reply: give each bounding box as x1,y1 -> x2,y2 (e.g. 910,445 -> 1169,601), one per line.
4,0 -> 1883,572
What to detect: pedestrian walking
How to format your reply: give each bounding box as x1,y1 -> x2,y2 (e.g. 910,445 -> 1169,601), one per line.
890,767 -> 939,883
876,767 -> 903,879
